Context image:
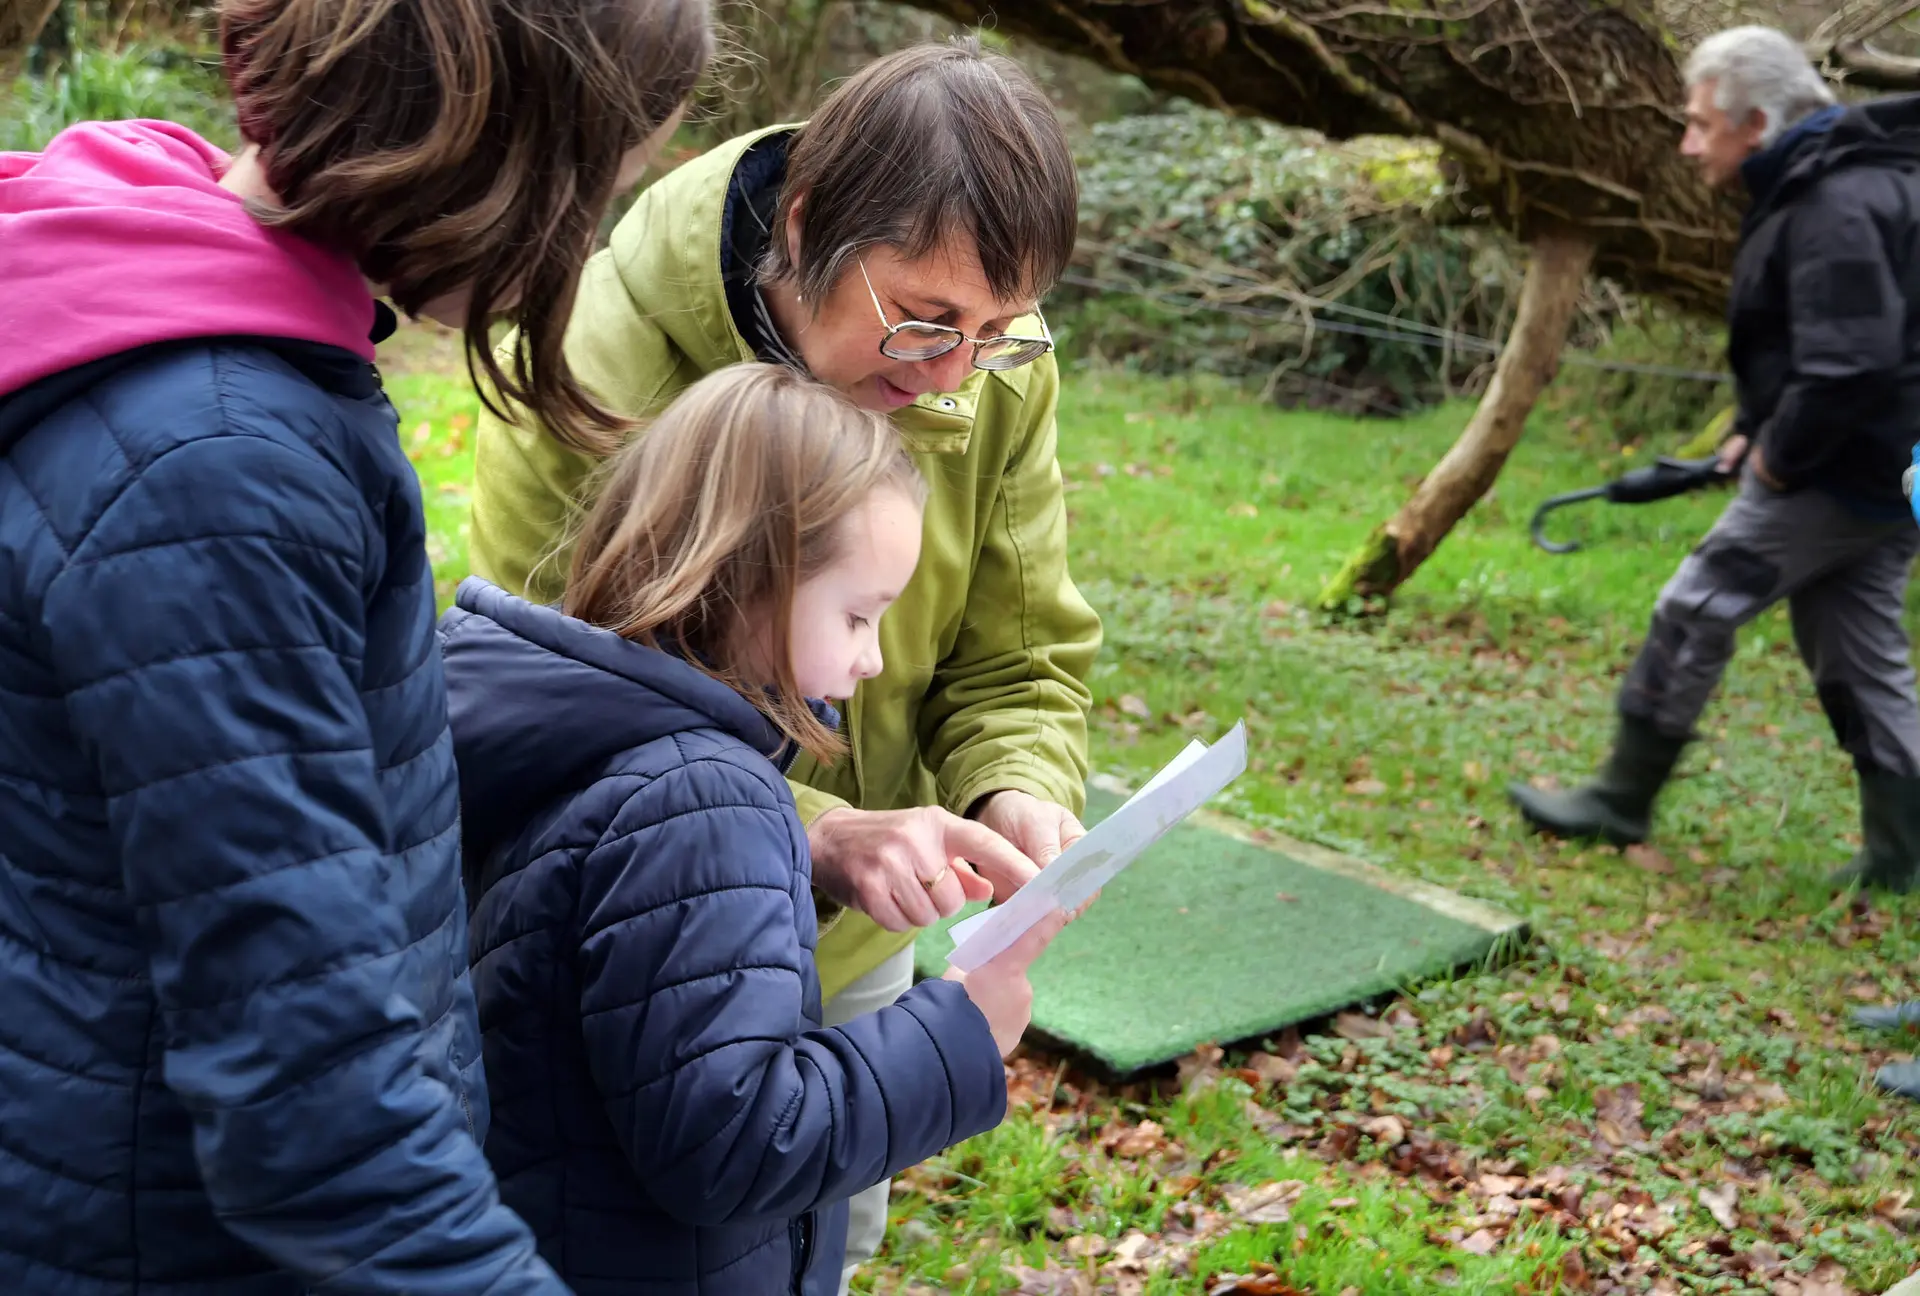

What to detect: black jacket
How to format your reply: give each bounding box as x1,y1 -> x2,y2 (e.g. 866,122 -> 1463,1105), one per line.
1729,95 -> 1920,514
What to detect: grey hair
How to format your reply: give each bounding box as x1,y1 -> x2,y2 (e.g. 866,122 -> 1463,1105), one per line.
1684,26 -> 1837,147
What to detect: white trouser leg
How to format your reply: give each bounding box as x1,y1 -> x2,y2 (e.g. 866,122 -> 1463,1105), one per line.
819,944 -> 917,1296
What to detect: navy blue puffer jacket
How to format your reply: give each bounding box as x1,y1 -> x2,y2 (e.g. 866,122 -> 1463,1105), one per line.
443,579 -> 1009,1296
0,122 -> 562,1295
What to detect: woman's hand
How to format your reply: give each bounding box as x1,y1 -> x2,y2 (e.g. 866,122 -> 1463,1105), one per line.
808,805 -> 1034,931
971,789 -> 1085,868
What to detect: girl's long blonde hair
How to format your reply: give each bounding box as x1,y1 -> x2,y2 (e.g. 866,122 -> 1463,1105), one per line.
566,363 -> 925,760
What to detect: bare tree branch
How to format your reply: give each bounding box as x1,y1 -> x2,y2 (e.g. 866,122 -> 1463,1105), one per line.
1807,0 -> 1920,58
1825,37 -> 1920,91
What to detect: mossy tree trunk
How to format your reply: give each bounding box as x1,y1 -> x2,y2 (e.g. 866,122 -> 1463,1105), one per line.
1317,232 -> 1596,607
1,0 -> 65,82
904,0 -> 1741,311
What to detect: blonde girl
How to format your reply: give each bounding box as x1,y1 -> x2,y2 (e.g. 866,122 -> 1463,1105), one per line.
440,362 -> 1065,1296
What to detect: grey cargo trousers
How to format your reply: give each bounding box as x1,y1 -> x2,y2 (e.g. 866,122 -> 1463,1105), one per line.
1620,469 -> 1920,778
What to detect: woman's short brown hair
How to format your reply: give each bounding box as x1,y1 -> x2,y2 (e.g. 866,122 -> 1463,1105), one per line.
565,363 -> 925,760
219,0 -> 712,455
762,35 -> 1077,309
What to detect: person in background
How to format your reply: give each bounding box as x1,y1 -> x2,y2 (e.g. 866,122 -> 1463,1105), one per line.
467,37 -> 1102,1289
446,362 -> 1067,1295
0,0 -> 709,1290
1854,452 -> 1920,1102
1509,26 -> 1920,897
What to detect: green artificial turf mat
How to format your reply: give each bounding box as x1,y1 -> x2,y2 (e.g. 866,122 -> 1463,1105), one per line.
913,778 -> 1527,1075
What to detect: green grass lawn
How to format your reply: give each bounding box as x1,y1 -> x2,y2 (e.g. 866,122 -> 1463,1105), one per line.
385,322 -> 1920,1296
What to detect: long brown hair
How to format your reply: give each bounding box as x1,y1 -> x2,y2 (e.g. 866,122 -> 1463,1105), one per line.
218,0 -> 712,455
566,363 -> 925,759
763,35 -> 1078,309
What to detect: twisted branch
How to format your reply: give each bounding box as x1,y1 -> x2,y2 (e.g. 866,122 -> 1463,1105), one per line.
1808,0 -> 1920,91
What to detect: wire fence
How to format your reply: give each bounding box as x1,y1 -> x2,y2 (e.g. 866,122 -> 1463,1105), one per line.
1067,243 -> 1730,386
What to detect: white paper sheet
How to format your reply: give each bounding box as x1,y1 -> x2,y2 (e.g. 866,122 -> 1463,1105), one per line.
944,721 -> 1249,971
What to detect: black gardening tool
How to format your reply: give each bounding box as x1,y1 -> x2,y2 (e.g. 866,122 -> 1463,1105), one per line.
1529,455 -> 1730,554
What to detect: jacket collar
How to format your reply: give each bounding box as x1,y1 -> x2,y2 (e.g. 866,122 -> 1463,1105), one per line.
1741,96 -> 1920,228
1740,105 -> 1844,217
440,577 -> 841,861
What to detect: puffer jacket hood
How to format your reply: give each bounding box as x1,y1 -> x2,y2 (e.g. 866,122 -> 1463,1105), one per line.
438,576 -> 815,864
0,120 -> 376,400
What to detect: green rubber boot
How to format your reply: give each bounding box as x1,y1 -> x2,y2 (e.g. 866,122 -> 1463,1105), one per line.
1874,1059 -> 1920,1100
1853,1000 -> 1920,1032
1827,769 -> 1920,895
1507,715 -> 1688,847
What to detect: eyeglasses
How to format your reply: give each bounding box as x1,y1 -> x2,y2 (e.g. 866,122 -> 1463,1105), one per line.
860,260 -> 1053,371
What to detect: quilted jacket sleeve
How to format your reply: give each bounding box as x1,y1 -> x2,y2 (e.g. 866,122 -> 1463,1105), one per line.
578,758 -> 1007,1227
41,431 -> 566,1295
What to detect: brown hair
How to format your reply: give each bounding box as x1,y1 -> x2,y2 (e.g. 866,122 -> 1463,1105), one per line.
762,35 -> 1077,309
218,0 -> 712,455
565,363 -> 925,760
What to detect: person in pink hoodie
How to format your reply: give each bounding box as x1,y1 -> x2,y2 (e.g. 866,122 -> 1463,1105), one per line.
0,2 -> 710,1293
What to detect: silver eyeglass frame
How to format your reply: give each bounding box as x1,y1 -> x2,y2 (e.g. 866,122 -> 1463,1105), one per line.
859,259 -> 1053,371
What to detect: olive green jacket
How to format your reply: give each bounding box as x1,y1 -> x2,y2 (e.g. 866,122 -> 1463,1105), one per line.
467,126 -> 1102,1001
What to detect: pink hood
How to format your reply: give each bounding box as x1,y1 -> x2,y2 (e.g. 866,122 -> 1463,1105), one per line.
0,120 -> 377,398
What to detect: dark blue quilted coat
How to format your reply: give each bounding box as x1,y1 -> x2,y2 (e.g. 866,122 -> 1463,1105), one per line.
0,337 -> 565,1296
442,578 -> 1009,1296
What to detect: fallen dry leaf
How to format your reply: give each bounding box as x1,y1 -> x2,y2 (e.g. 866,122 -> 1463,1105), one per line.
1244,1051 -> 1298,1088
1474,1174 -> 1527,1199
1117,694 -> 1152,719
1459,1228 -> 1501,1256
1221,1180 -> 1308,1226
1104,1120 -> 1175,1160
1625,844 -> 1674,874
1360,1114 -> 1408,1147
1203,1274 -> 1303,1296
1450,1011 -> 1496,1048
1178,1044 -> 1225,1095
1316,1123 -> 1361,1162
1873,1189 -> 1916,1229
1698,1182 -> 1739,1231
1593,1083 -> 1649,1147
1796,1258 -> 1854,1296
1065,1234 -> 1110,1259
1002,1261 -> 1093,1296
1333,1011 -> 1392,1041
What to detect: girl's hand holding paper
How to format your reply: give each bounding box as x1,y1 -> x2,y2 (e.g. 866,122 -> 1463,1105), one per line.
945,723 -> 1249,972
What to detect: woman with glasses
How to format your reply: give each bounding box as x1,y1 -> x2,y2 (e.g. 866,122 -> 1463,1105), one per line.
467,36 -> 1100,1293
